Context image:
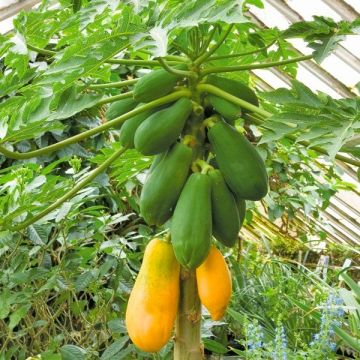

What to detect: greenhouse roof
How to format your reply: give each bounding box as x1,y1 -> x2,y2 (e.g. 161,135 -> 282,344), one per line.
0,0 -> 359,248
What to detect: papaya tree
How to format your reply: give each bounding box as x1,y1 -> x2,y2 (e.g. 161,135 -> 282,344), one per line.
0,0 -> 359,358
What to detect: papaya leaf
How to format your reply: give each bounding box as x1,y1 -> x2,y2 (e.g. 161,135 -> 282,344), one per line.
309,34 -> 345,63
340,146 -> 360,160
261,81 -> 360,159
282,16 -> 360,62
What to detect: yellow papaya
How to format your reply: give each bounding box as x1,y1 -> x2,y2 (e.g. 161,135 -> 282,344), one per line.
125,238 -> 180,352
196,246 -> 232,321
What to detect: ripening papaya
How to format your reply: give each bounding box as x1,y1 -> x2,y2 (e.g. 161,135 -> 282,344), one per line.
196,246 -> 232,321
140,143 -> 192,226
209,169 -> 240,247
133,66 -> 186,103
105,98 -> 138,120
171,172 -> 212,269
134,98 -> 192,155
207,75 -> 259,114
125,238 -> 180,352
208,121 -> 268,200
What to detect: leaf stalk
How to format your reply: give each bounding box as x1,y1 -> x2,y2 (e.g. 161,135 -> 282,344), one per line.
201,54 -> 313,75
0,90 -> 191,159
9,146 -> 128,231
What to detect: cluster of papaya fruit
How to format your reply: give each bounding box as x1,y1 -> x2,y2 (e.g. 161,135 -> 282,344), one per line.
125,238 -> 232,352
105,66 -> 268,352
106,67 -> 268,268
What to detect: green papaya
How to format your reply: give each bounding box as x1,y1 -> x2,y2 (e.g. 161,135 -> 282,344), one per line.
133,66 -> 186,103
119,106 -> 156,148
144,152 -> 167,184
148,152 -> 166,173
171,172 -> 212,269
237,198 -> 246,228
209,169 -> 240,248
208,95 -> 241,124
105,98 -> 138,120
207,75 -> 259,115
208,121 -> 268,201
140,143 -> 192,226
134,98 -> 192,155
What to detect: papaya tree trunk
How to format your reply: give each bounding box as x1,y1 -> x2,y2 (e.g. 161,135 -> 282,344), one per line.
174,268 -> 204,360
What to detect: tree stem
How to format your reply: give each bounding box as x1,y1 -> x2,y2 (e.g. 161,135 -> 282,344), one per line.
194,24 -> 234,66
156,57 -> 196,79
174,268 -> 204,360
206,39 -> 277,61
201,54 -> 313,75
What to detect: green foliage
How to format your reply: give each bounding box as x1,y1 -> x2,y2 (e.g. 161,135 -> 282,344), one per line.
283,16 -> 360,63
0,0 -> 359,358
260,81 -> 360,159
193,245 -> 360,358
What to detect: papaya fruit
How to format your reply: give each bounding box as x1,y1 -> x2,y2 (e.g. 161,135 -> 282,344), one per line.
140,142 -> 192,226
134,98 -> 192,155
196,246 -> 232,321
237,198 -> 246,228
125,238 -> 180,352
208,121 -> 268,200
148,152 -> 166,174
119,106 -> 155,148
208,95 -> 241,124
209,169 -> 240,248
171,172 -> 212,269
207,75 -> 259,113
105,98 -> 138,120
133,66 -> 186,103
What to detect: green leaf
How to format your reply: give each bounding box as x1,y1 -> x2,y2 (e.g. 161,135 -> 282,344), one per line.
260,81 -> 360,158
309,34 -> 345,63
28,224 -> 49,245
261,80 -> 323,108
100,337 -> 128,360
74,271 -> 96,292
49,86 -> 103,120
340,272 -> 360,299
0,289 -> 11,319
290,297 -> 360,353
9,304 -> 31,330
60,345 -> 87,360
72,0 -> 82,13
203,338 -> 228,354
282,16 -> 358,62
55,202 -> 73,223
340,146 -> 360,160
